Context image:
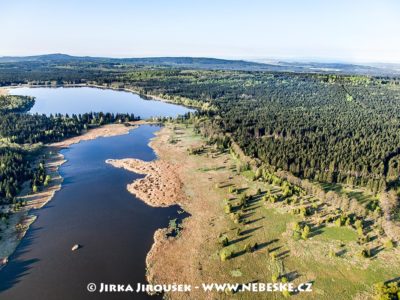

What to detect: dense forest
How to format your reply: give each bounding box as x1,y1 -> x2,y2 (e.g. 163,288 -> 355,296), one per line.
0,94 -> 139,204
0,146 -> 31,203
1,58 -> 400,202
0,95 -> 35,113
119,70 -> 400,193
0,111 -> 138,144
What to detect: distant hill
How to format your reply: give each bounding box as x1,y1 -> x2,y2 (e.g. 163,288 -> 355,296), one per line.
0,53 -> 79,63
0,53 -> 399,76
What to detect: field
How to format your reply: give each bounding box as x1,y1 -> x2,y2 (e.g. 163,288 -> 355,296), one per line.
146,123 -> 400,299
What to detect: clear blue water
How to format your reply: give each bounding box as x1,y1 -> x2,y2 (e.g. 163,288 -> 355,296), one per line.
9,86 -> 193,118
0,125 -> 188,299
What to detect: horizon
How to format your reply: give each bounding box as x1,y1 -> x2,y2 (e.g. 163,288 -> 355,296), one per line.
1,0 -> 400,64
1,52 -> 400,66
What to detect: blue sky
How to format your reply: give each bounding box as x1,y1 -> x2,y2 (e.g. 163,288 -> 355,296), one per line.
1,0 -> 399,62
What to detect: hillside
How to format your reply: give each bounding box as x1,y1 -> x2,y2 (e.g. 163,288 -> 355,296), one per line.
1,54 -> 400,76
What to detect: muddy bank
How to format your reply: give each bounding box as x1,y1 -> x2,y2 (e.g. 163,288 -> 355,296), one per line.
105,158 -> 185,207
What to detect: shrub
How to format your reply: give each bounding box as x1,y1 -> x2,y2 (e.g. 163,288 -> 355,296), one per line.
358,234 -> 370,244
354,219 -> 363,230
357,227 -> 364,236
220,236 -> 229,247
236,228 -> 242,236
302,225 -> 310,240
253,242 -> 258,250
374,281 -> 399,300
224,287 -> 234,295
220,249 -> 232,261
293,222 -> 301,231
282,289 -> 291,298
293,231 -> 301,241
44,175 -> 51,187
239,194 -> 247,206
328,249 -> 337,258
360,248 -> 371,258
233,214 -> 240,224
255,168 -> 262,180
384,239 -> 394,249
244,243 -> 252,253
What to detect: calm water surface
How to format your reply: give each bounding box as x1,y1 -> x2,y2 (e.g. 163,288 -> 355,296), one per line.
9,86 -> 193,118
0,125 -> 187,299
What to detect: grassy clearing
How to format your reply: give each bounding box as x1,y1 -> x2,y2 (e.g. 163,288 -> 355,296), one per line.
241,170 -> 255,180
314,226 -> 358,242
155,123 -> 400,300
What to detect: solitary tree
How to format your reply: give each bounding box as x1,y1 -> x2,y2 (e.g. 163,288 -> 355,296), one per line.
302,225 -> 310,240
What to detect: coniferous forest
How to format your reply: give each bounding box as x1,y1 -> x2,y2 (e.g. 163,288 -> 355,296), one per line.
1,57 -> 400,204
122,69 -> 400,194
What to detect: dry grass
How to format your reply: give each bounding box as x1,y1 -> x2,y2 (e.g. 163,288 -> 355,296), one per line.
138,123 -> 400,300
106,158 -> 186,207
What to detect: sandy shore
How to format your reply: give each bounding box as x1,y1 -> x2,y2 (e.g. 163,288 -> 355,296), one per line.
0,122 -> 140,269
50,122 -> 141,148
0,87 -> 9,95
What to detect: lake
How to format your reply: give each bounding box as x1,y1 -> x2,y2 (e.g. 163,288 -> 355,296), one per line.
9,86 -> 193,118
0,88 -> 191,299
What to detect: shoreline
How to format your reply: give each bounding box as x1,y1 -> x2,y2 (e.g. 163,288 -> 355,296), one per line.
106,124 -> 231,299
106,127 -> 190,296
110,123 -> 254,299
0,87 -> 8,95
0,122 -> 141,269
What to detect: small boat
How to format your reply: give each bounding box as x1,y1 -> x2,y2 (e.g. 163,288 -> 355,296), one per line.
71,244 -> 80,251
